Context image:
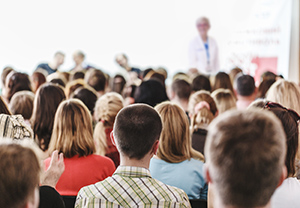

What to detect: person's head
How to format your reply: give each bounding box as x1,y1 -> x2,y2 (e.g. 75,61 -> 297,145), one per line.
171,79 -> 191,101
71,87 -> 98,116
188,90 -> 218,131
70,71 -> 85,81
257,78 -> 276,99
5,72 -> 32,102
50,78 -> 65,88
205,110 -> 286,208
111,74 -> 126,95
235,74 -> 256,97
73,50 -> 85,65
31,83 -> 66,151
115,53 -> 128,68
48,99 -> 95,158
53,51 -> 65,67
9,91 -> 35,120
85,69 -> 107,93
229,67 -> 243,84
264,102 -> 299,177
64,78 -> 87,99
155,102 -> 203,163
0,142 -> 40,208
213,72 -> 234,94
134,79 -> 169,107
196,16 -> 210,37
211,88 -> 236,114
261,71 -> 277,82
191,74 -> 211,92
113,104 -> 162,160
1,66 -> 15,88
31,71 -> 46,93
266,79 -> 300,114
94,92 -> 124,155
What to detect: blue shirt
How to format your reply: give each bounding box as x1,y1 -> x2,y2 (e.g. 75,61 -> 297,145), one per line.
149,157 -> 208,200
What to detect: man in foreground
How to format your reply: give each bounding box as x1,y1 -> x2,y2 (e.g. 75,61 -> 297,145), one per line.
76,104 -> 191,207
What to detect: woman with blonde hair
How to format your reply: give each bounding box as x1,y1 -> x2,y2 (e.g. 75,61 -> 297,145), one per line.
45,99 -> 115,196
211,88 -> 236,114
93,92 -> 124,167
149,101 -> 207,200
189,90 -> 218,155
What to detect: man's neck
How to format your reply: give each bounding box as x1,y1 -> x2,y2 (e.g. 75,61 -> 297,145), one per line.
119,154 -> 151,169
171,98 -> 189,112
201,35 -> 208,42
216,200 -> 271,208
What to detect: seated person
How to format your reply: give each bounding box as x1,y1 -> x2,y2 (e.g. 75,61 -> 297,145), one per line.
150,102 -> 207,200
205,110 -> 287,208
76,104 -> 191,207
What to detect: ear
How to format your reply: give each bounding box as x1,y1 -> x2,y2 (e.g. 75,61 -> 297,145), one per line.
277,166 -> 287,188
204,164 -> 213,183
214,110 -> 219,118
151,140 -> 159,155
110,131 -> 116,146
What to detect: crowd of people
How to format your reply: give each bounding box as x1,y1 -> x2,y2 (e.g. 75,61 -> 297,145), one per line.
1,17 -> 300,208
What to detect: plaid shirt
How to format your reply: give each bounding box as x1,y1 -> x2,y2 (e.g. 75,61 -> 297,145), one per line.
75,166 -> 191,208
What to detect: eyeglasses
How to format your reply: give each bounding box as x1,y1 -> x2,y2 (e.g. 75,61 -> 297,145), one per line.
263,101 -> 300,123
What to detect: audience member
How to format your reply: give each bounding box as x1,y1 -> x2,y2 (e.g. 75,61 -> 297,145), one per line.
111,74 -> 126,95
189,90 -> 218,155
191,74 -> 211,92
134,79 -> 169,107
50,78 -> 66,88
76,104 -> 191,207
205,110 -> 286,208
261,102 -> 300,208
46,99 -> 115,196
150,102 -> 207,200
69,70 -> 85,82
9,91 -> 35,123
85,68 -> 107,97
93,92 -> 123,167
64,79 -> 87,99
115,53 -> 141,84
71,87 -> 98,116
31,71 -> 46,93
229,67 -> 242,84
1,66 -> 15,90
235,74 -> 256,109
211,88 -> 236,114
36,51 -> 65,75
213,72 -> 234,94
31,83 -> 66,151
257,78 -> 276,99
170,79 -> 191,113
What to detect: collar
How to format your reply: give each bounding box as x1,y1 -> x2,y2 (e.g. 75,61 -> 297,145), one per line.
113,166 -> 152,178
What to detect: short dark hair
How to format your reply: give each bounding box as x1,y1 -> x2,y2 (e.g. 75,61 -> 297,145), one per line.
0,143 -> 40,208
172,79 -> 191,100
113,104 -> 162,159
72,87 -> 97,115
7,72 -> 32,101
236,75 -> 255,96
85,69 -> 107,92
192,74 -> 211,92
9,91 -> 35,120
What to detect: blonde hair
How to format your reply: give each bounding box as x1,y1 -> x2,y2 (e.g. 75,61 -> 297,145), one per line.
93,92 -> 124,155
188,90 -> 218,132
155,102 -> 204,163
64,79 -> 87,99
48,99 -> 95,158
211,88 -> 236,114
266,79 -> 300,114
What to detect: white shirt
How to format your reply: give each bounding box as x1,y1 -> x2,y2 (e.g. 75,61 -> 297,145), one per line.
271,177 -> 300,208
188,36 -> 219,74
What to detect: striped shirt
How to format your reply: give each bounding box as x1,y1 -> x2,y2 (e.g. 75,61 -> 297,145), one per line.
75,166 -> 191,208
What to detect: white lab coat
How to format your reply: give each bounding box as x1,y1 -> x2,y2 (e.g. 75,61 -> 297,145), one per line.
188,36 -> 220,74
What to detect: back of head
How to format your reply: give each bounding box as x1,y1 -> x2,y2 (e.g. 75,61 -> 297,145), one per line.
6,72 -> 32,102
211,88 -> 236,114
188,90 -> 218,131
205,110 -> 286,207
155,102 -> 202,163
31,71 -> 46,93
113,104 -> 162,160
10,91 -> 35,120
134,79 -> 169,107
229,67 -> 243,84
266,79 -> 300,114
236,74 -> 255,96
31,83 -> 66,151
72,87 -> 97,115
112,74 -> 126,95
261,71 -> 276,82
171,79 -> 191,100
65,78 -> 86,99
1,66 -> 14,87
49,99 -> 95,158
213,72 -> 234,93
0,143 -> 40,208
191,74 -> 211,92
257,79 -> 276,99
85,69 -> 107,92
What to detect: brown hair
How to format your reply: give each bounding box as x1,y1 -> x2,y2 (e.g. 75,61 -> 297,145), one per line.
0,143 -> 40,208
31,71 -> 46,93
211,88 -> 236,114
31,83 -> 66,151
85,69 -> 107,92
0,96 -> 11,115
205,110 -> 286,207
155,102 -> 204,163
213,72 -> 234,94
9,91 -> 35,120
6,72 -> 32,102
48,99 -> 95,158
